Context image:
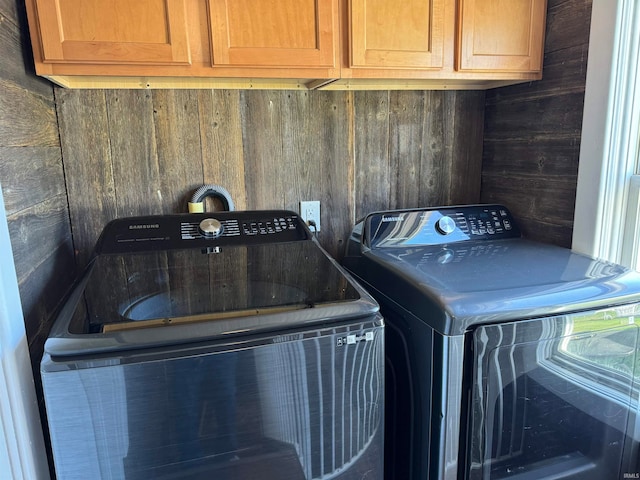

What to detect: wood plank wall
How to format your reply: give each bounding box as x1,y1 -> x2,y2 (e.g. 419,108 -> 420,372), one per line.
0,0 -> 75,374
481,0 -> 592,247
56,89 -> 485,266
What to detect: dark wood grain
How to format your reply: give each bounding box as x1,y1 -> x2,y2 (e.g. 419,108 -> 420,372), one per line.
443,91 -> 485,205
0,79 -> 58,147
52,88 -> 483,264
307,91 -> 353,257
55,89 -> 116,265
485,44 -> 588,105
152,89 -> 204,213
481,0 -> 591,248
353,90 -> 485,221
545,0 -> 592,54
0,146 -> 64,215
481,173 -> 576,246
17,238 -> 76,344
7,193 -> 72,283
0,0 -> 53,97
241,90 -> 355,258
388,91 -> 426,209
482,137 -> 580,178
353,91 -> 391,220
1,0 -> 74,421
198,90 -> 247,210
106,90 -> 163,217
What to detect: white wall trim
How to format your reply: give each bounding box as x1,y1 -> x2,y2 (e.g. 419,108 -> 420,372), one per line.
572,0 -> 640,265
0,183 -> 50,479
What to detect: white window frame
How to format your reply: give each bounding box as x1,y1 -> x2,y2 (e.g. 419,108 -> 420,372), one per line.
573,0 -> 640,271
0,184 -> 50,479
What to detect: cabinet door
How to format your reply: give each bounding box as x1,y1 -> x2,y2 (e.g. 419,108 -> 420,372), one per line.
349,0 -> 447,69
208,0 -> 338,68
32,0 -> 191,65
457,0 -> 546,72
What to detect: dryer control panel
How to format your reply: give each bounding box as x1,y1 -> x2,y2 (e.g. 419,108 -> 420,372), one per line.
365,204 -> 521,248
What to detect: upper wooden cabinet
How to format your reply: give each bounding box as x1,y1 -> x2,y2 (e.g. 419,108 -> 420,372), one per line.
349,0 -> 446,69
457,0 -> 546,73
24,0 -> 547,89
208,0 -> 338,68
334,0 -> 547,88
30,0 -> 191,65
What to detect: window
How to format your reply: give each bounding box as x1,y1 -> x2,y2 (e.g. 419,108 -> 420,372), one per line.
573,0 -> 640,271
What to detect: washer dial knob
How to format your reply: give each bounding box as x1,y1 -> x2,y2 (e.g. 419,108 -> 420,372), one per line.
199,218 -> 223,238
435,216 -> 456,235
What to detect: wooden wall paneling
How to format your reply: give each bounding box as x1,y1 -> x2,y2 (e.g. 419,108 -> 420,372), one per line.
0,143 -> 74,348
482,137 -> 580,178
152,89 -> 204,213
481,174 -> 575,245
0,146 -> 64,215
418,91 -> 449,206
56,89 -> 117,266
240,90 -> 352,258
484,92 -> 585,141
197,90 -> 248,297
480,0 -> 591,248
352,90 -> 484,220
353,91 -> 391,220
8,198 -> 75,339
198,90 -> 247,210
481,89 -> 584,248
105,90 -> 172,285
484,46 -> 588,106
305,91 -> 353,258
544,0 -> 592,54
2,3 -> 74,458
388,91 -> 426,209
105,90 -> 164,217
0,0 -> 53,97
241,90 -> 287,210
385,91 -> 484,210
444,91 -> 484,204
0,80 -> 58,147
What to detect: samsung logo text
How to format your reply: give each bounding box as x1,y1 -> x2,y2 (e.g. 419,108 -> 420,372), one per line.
129,224 -> 160,230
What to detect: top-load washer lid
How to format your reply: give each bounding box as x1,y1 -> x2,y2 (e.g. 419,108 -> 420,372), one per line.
343,204 -> 640,336
47,210 -> 379,356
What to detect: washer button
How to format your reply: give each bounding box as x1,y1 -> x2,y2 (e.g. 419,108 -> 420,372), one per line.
199,218 -> 223,238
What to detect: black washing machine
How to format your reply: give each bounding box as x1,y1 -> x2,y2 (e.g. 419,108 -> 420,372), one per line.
42,210 -> 384,480
343,204 -> 640,480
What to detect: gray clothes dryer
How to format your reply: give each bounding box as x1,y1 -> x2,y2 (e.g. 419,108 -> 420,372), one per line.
42,210 -> 384,480
343,204 -> 640,480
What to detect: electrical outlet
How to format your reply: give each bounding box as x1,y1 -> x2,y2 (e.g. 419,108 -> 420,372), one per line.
300,200 -> 321,232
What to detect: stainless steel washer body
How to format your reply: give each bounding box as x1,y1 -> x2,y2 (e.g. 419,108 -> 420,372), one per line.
43,210 -> 384,480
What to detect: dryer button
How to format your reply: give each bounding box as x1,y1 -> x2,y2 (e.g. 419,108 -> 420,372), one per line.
436,216 -> 456,235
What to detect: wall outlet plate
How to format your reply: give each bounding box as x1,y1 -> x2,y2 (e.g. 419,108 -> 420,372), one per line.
300,200 -> 321,232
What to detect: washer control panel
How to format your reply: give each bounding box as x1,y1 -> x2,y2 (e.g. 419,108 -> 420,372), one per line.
365,204 -> 520,248
98,210 -> 307,253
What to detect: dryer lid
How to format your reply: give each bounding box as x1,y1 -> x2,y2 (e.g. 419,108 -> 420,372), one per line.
344,206 -> 640,335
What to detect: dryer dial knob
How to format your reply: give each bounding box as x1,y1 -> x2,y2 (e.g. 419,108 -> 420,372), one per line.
436,216 -> 456,235
437,248 -> 455,264
199,218 -> 223,238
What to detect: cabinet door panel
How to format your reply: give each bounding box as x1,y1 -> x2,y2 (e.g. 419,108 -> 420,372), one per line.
458,0 -> 546,72
350,0 -> 447,69
33,0 -> 191,65
208,0 -> 338,68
